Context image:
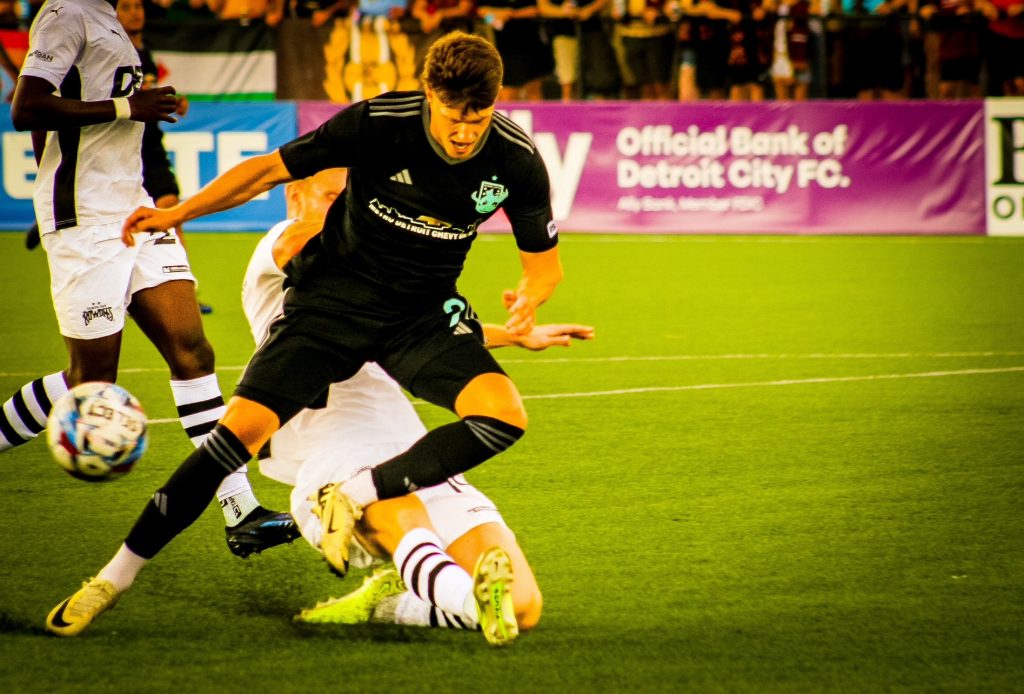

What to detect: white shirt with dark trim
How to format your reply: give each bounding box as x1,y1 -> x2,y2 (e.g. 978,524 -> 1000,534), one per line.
21,0 -> 147,234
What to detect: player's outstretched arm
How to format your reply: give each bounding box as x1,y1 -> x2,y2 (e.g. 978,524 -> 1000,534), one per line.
484,322 -> 594,350
504,247 -> 564,335
122,150 -> 294,246
11,77 -> 178,131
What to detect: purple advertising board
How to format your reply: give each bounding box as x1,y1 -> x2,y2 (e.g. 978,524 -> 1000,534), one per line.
299,100 -> 986,235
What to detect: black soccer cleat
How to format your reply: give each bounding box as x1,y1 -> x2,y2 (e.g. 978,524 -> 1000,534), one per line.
225,506 -> 301,558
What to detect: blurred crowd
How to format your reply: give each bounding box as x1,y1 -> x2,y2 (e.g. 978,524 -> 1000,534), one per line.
1,0 -> 1022,99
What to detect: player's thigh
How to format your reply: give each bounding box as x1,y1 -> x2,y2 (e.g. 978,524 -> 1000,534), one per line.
237,307 -> 371,425
381,298 -> 508,412
41,223 -> 137,340
129,280 -> 206,354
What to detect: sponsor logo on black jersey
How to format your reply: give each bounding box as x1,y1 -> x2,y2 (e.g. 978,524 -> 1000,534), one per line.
82,303 -> 114,326
368,199 -> 478,241
471,178 -> 509,214
547,220 -> 558,238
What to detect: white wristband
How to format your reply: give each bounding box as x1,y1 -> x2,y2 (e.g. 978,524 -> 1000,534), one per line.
112,97 -> 131,121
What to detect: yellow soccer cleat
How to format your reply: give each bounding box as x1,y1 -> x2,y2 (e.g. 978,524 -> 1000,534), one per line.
310,482 -> 362,577
295,566 -> 406,625
473,546 -> 518,647
46,577 -> 121,637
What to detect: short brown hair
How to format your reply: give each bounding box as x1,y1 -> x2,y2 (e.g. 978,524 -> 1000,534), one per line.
421,31 -> 503,113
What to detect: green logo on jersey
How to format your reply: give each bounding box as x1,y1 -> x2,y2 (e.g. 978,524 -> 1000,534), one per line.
472,180 -> 508,214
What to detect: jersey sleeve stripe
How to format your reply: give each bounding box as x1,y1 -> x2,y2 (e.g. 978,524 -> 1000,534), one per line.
491,117 -> 535,153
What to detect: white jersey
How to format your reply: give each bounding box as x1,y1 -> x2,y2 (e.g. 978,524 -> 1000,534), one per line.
240,220 -> 428,478
21,0 -> 148,235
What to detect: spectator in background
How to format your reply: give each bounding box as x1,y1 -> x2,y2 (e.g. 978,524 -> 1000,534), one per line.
206,0 -> 285,25
287,0 -> 351,27
145,0 -> 218,20
539,0 -> 582,101
919,0 -> 984,97
0,2 -> 18,25
410,0 -> 476,78
841,0 -> 911,99
576,0 -> 621,98
540,0 -> 614,101
612,0 -> 676,99
978,0 -> 1024,95
723,0 -> 772,100
770,0 -> 815,99
685,0 -> 740,99
477,0 -> 554,100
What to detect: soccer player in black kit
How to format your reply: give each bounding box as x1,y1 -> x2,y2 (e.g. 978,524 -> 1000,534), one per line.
46,31 -> 564,644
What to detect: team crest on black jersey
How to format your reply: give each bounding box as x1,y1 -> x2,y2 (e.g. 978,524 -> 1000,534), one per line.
472,178 -> 509,214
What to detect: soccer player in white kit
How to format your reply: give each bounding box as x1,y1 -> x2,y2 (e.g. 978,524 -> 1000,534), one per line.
243,169 -> 594,644
3,0 -> 294,552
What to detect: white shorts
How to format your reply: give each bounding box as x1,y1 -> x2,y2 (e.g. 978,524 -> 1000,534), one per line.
41,222 -> 195,339
275,441 -> 507,567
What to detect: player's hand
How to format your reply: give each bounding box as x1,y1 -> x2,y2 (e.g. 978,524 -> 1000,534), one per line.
128,85 -> 179,124
174,93 -> 189,117
502,289 -> 537,335
122,206 -> 182,246
517,323 -> 595,351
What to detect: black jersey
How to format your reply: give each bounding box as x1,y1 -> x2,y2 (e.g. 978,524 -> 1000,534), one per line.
278,91 -> 556,305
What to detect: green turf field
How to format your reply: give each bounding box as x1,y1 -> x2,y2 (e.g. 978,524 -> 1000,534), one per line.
0,232 -> 1022,692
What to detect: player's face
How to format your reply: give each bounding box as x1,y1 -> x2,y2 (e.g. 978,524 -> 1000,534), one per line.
425,88 -> 494,160
296,168 -> 347,223
117,0 -> 145,33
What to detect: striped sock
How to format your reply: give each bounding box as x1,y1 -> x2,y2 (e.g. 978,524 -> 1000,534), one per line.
372,592 -> 478,631
392,528 -> 477,626
169,375 -> 224,447
0,372 -> 67,452
169,375 -> 259,525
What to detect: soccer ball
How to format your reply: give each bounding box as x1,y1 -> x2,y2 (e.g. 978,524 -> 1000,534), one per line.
46,382 -> 148,482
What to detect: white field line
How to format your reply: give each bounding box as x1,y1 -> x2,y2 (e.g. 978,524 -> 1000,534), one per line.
4,351 -> 1022,379
144,365 -> 1024,425
474,235 -> 1016,245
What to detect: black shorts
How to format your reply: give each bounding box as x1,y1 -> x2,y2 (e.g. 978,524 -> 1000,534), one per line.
235,284 -> 506,425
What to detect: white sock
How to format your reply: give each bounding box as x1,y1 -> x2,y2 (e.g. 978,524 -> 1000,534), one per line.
218,465 -> 261,526
0,372 -> 67,451
169,376 -> 262,526
391,528 -> 477,624
96,544 -> 148,593
372,592 -> 478,630
339,469 -> 378,508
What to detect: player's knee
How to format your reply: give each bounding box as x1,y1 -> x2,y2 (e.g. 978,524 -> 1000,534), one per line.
455,373 -> 528,430
516,587 -> 543,631
169,335 -> 216,379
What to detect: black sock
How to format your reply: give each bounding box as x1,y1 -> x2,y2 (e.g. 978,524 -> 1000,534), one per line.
125,425 -> 251,559
371,416 -> 523,499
